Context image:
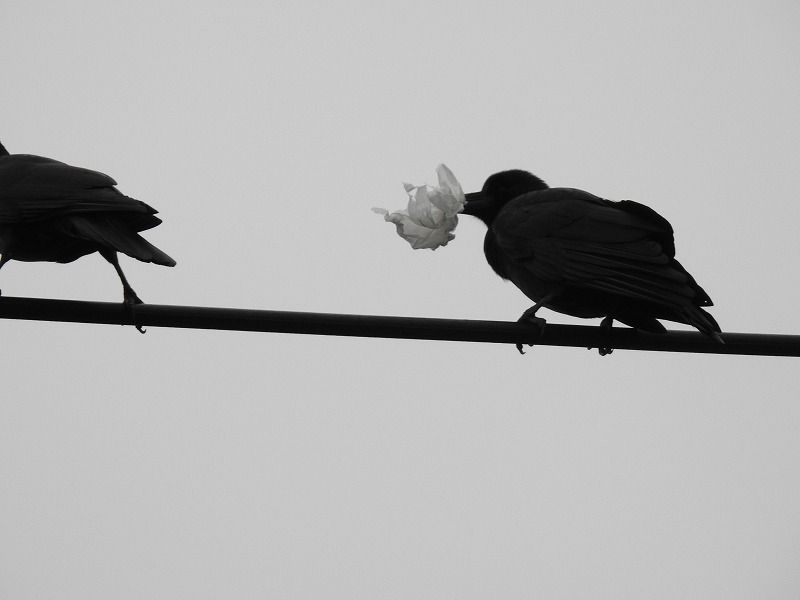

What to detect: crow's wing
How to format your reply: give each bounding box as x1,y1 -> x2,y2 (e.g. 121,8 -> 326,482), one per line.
0,154 -> 160,229
492,188 -> 712,308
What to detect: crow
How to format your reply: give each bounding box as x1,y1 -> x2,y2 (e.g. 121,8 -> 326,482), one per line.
0,140 -> 175,325
461,170 -> 721,354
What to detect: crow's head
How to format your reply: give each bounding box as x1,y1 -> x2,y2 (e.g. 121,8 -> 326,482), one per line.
462,170 -> 547,225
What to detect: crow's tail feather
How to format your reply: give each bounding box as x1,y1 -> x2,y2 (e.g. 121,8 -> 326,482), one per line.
681,304 -> 723,342
67,215 -> 176,266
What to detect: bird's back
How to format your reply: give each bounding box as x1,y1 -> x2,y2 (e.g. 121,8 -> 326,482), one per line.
0,154 -> 162,230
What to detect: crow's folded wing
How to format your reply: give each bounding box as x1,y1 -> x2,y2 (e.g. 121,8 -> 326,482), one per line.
0,154 -> 160,227
492,188 -> 711,308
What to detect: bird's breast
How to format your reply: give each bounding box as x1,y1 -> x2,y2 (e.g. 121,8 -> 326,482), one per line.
483,230 -> 510,279
483,229 -> 564,304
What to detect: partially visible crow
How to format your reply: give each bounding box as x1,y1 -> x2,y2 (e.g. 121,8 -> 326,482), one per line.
0,140 -> 175,311
461,170 -> 721,354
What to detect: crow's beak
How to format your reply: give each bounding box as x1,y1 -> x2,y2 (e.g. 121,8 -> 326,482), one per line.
461,191 -> 486,216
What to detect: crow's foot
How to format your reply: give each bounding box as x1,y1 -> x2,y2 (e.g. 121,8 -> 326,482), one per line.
123,290 -> 145,334
516,314 -> 547,355
597,316 -> 614,356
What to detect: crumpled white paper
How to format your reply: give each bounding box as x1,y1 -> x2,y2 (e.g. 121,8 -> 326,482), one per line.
373,164 -> 465,250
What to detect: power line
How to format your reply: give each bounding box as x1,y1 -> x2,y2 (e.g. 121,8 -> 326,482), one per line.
0,295 -> 797,356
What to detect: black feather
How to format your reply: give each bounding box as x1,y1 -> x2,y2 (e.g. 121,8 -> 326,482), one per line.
463,170 -> 721,340
0,142 -> 175,302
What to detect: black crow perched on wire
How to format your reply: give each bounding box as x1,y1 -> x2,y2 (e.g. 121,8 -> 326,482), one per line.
0,140 -> 175,324
461,170 -> 721,354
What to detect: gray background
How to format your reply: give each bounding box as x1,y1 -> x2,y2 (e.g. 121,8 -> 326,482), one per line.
2,1 -> 799,597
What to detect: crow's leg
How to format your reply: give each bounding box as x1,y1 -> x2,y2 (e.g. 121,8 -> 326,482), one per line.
99,249 -> 142,304
516,294 -> 557,355
598,316 -> 614,356
99,249 -> 145,333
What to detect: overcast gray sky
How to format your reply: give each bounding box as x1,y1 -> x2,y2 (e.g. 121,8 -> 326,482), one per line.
2,1 -> 800,598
